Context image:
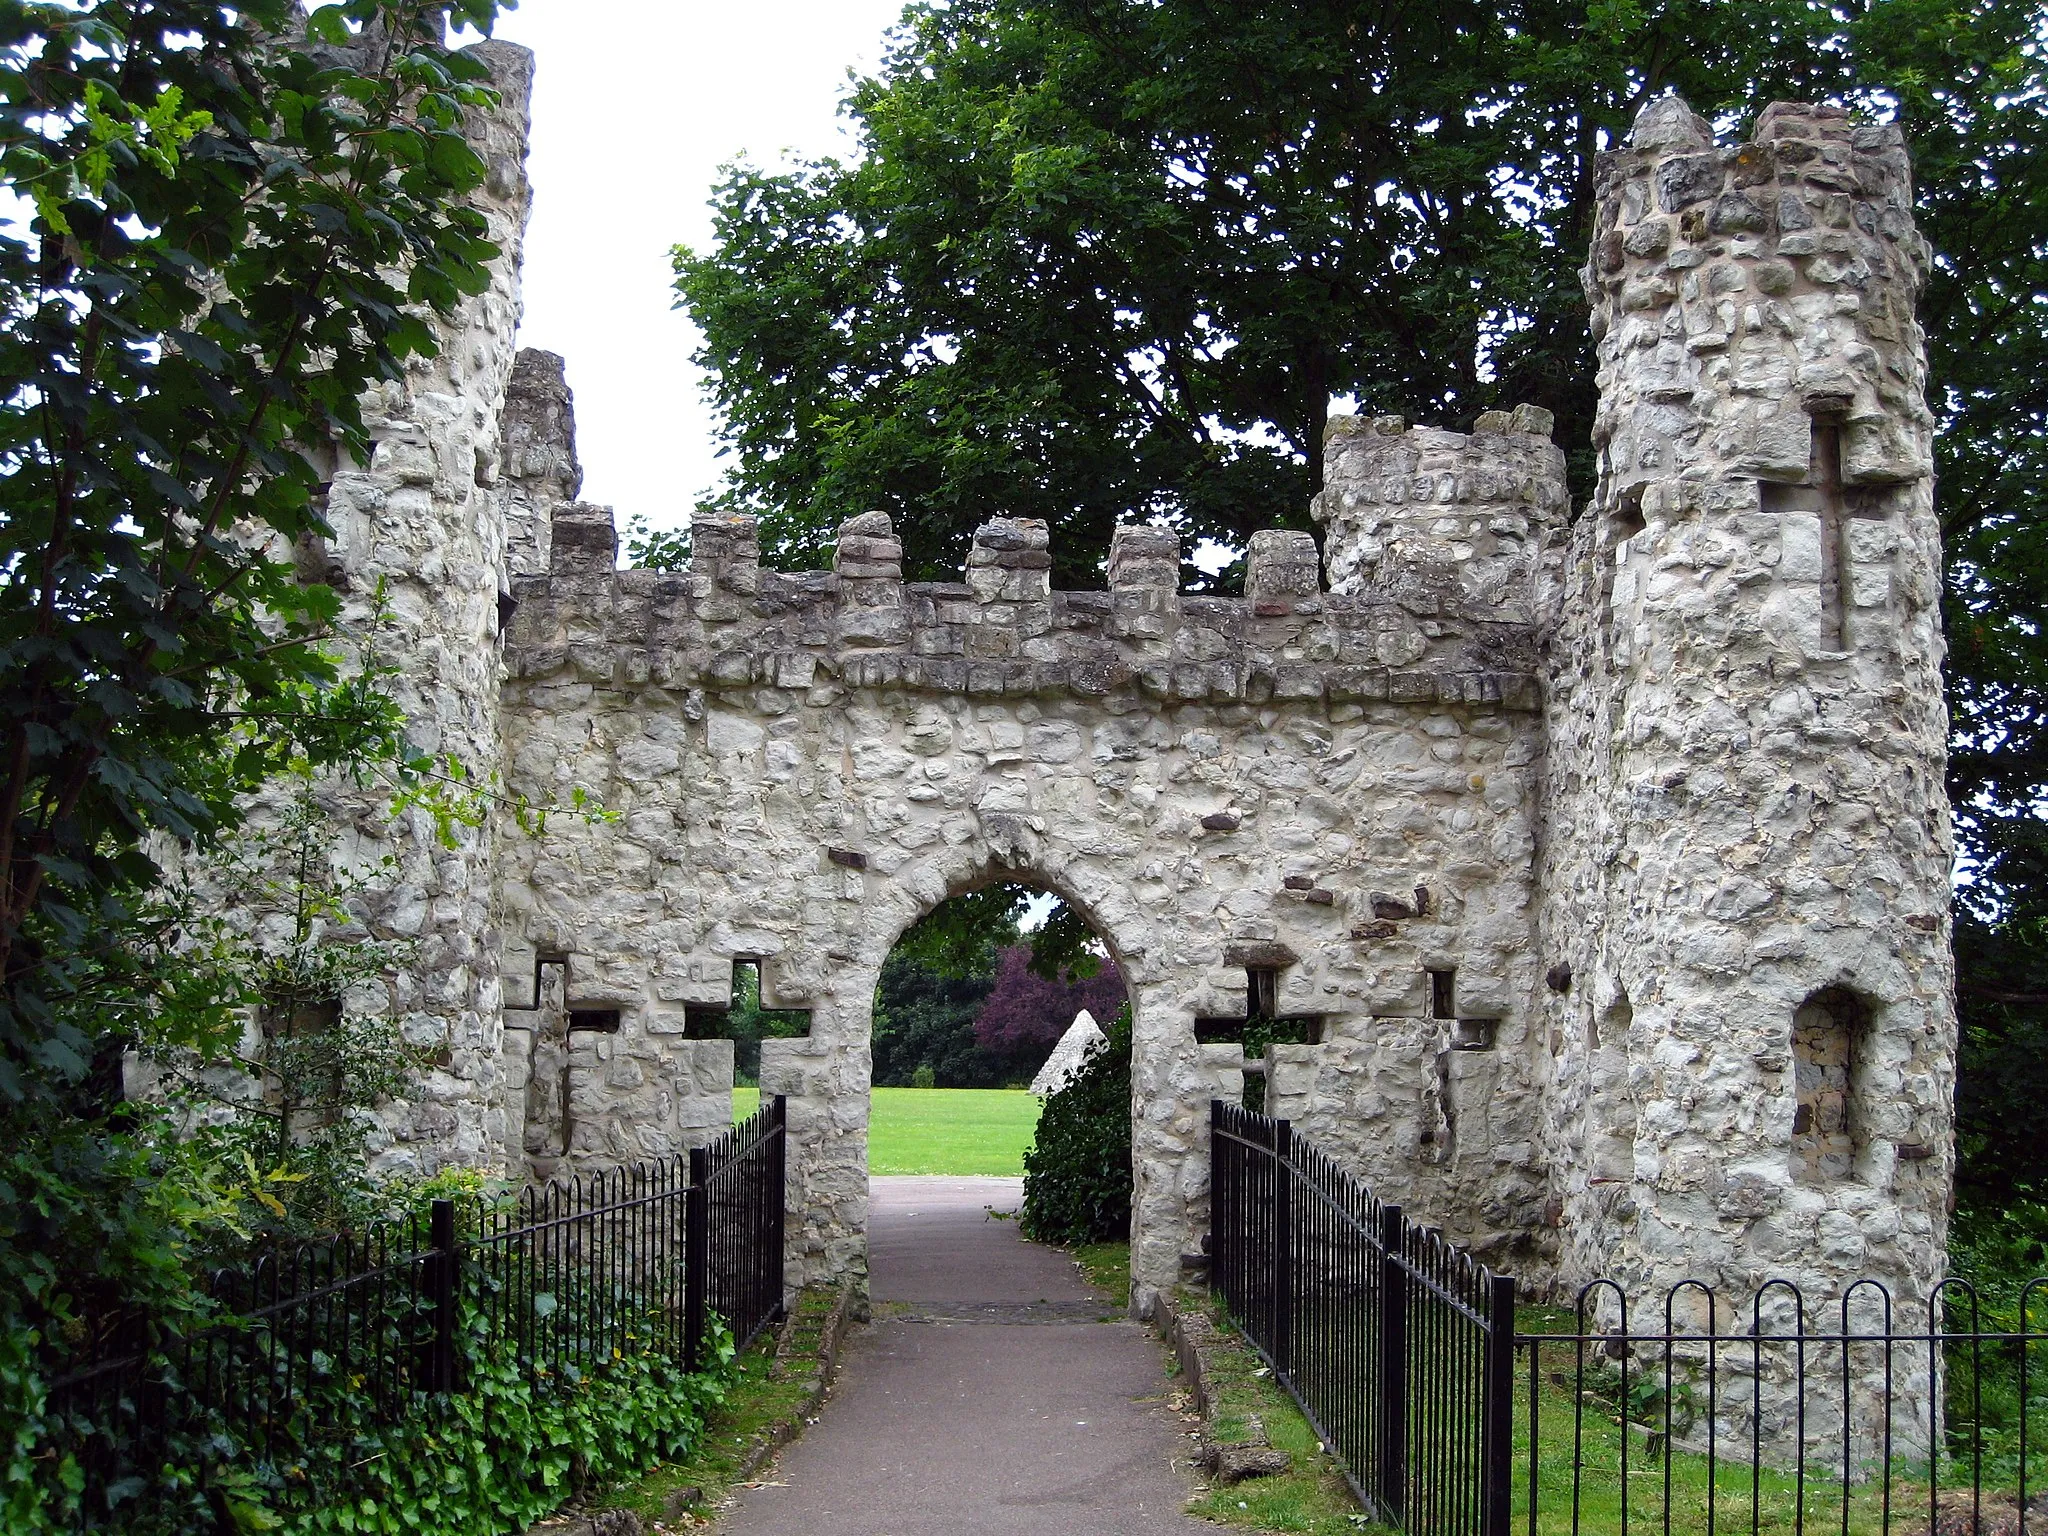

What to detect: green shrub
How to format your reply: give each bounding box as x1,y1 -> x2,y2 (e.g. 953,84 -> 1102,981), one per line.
24,1261 -> 737,1534
910,1063 -> 937,1089
1020,1006 -> 1131,1245
1945,1199 -> 2048,1482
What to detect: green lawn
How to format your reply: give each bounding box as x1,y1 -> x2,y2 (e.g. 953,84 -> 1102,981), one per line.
733,1086 -> 1041,1175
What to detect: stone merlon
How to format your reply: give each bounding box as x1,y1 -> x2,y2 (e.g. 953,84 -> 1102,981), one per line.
505,409 -> 1566,714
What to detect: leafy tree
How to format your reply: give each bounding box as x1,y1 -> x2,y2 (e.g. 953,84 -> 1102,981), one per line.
675,0 -> 1866,586
973,943 -> 1125,1062
888,879 -> 1100,982
678,0 -> 2048,1210
871,948 -> 1005,1087
0,0 -> 508,1112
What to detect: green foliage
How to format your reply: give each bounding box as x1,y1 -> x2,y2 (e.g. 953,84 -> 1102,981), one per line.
871,947 -> 1004,1088
595,1288 -> 841,1527
673,0 -> 1875,588
1944,1200 -> 2048,1483
1020,1003 -> 1130,1245
21,1257 -> 736,1534
889,881 -> 1098,988
623,513 -> 692,573
266,1316 -> 735,1536
890,886 -> 1022,980
0,9 -> 629,1526
1954,907 -> 2048,1210
0,0 -> 511,1105
676,0 -> 2048,1201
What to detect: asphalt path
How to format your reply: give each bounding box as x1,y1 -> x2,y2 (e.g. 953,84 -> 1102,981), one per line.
714,1175 -> 1214,1536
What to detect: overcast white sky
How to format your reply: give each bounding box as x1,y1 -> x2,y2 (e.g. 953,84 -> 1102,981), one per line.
485,0 -> 908,534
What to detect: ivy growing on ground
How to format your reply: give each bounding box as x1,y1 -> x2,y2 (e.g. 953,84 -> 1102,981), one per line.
25,1254 -> 738,1534
271,1312 -> 737,1536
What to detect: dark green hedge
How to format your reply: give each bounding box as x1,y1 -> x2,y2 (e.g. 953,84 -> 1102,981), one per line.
1020,1006 -> 1132,1245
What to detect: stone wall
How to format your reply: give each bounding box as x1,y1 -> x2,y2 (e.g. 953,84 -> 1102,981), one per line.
326,38 -> 534,1175
1537,97 -> 1952,1448
186,37 -> 537,1178
225,65 -> 1957,1359
493,395 -> 1570,1304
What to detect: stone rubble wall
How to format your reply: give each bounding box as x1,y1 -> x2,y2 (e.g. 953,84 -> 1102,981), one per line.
495,407 -> 1570,1301
499,348 -> 582,582
1537,96 -> 1952,1445
242,57 -> 1957,1368
272,38 -> 535,1175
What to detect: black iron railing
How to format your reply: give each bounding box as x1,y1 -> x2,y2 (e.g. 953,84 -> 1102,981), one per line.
46,1095 -> 789,1524
1518,1278 -> 2045,1536
1209,1101 -> 2047,1536
1212,1099 -> 1514,1536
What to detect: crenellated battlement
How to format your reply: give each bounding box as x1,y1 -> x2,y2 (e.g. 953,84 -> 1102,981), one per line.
1315,406 -> 1568,620
1586,97 -> 1932,507
500,374 -> 1570,714
506,504 -> 1551,714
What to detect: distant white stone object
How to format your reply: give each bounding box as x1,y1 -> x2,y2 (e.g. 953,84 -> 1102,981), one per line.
1031,1009 -> 1107,1097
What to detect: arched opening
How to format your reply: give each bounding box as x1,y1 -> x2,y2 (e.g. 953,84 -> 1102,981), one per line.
861,878 -> 1135,1317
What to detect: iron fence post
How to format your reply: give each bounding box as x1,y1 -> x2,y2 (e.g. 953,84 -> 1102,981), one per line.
1209,1100 -> 1224,1304
1482,1272 -> 1518,1536
1272,1117 -> 1293,1383
426,1198 -> 458,1394
685,1145 -> 709,1372
771,1095 -> 789,1321
1377,1202 -> 1408,1522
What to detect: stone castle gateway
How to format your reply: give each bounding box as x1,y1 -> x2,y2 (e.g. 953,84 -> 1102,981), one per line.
305,43 -> 1955,1325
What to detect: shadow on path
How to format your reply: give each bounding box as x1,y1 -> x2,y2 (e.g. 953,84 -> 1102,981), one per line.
715,1175 -> 1214,1536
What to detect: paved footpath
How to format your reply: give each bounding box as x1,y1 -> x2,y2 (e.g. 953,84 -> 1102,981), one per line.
716,1175 -> 1216,1536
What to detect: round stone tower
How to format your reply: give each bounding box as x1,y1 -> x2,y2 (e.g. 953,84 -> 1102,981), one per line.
1539,91 -> 1952,1369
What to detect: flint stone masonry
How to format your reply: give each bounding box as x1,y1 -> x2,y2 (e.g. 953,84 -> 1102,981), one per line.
498,467 -> 1562,1303
1538,96 -> 1951,1451
187,35 -> 535,1178
326,38 -> 533,1175
256,67 -> 1954,1364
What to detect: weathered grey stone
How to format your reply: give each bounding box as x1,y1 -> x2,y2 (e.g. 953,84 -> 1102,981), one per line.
213,70 -> 1954,1424
1559,91 -> 1948,1458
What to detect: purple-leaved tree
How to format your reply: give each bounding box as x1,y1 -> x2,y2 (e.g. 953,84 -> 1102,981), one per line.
973,945 -> 1127,1063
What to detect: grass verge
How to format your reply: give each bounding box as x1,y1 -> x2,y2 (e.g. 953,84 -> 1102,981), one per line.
1189,1298 -> 1964,1536
1180,1293 -> 1377,1536
736,1085 -> 1042,1175
1514,1304 -> 1946,1536
596,1288 -> 845,1531
1071,1239 -> 1132,1311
